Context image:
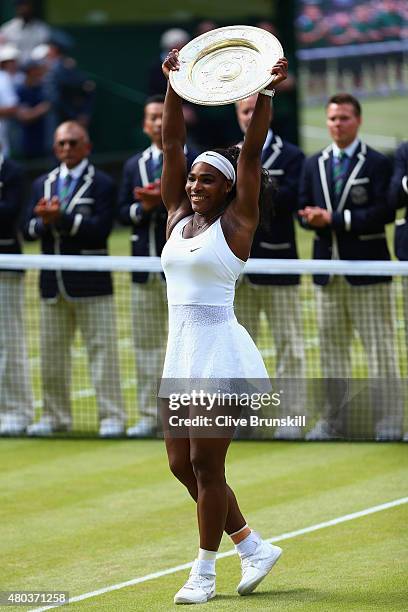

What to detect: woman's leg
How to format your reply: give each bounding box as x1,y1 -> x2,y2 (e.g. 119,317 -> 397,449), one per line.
165,434 -> 247,536
163,404 -> 282,600
189,436 -> 237,551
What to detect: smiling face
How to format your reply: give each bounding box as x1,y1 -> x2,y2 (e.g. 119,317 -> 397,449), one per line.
326,103 -> 361,148
186,162 -> 232,214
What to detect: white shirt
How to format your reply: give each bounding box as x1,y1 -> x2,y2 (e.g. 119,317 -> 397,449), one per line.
59,159 -> 88,180
332,138 -> 360,159
150,143 -> 163,163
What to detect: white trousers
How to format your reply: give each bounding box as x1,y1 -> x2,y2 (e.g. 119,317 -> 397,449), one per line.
0,273 -> 33,421
131,277 -> 167,420
316,276 -> 402,430
234,280 -> 306,416
40,294 -> 125,428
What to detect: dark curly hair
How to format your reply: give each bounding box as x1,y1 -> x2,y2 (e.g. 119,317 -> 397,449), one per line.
213,146 -> 276,233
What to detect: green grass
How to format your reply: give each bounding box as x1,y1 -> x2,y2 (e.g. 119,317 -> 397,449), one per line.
1,440 -> 407,610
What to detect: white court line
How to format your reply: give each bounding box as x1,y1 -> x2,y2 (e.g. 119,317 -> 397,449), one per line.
29,496 -> 408,612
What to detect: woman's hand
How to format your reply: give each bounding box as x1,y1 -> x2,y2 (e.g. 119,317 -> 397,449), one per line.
162,48 -> 180,80
267,57 -> 288,88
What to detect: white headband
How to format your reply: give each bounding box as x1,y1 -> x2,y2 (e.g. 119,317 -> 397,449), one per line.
192,151 -> 236,186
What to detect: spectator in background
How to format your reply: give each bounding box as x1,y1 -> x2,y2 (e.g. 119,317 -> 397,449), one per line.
234,94 -> 306,439
0,151 -> 33,436
147,28 -> 190,96
296,4 -> 328,49
16,58 -> 50,158
327,11 -> 359,91
0,61 -> 18,157
299,93 -> 401,441
42,31 -> 95,143
327,11 -> 353,47
0,45 -> 21,156
296,4 -> 329,99
0,44 -> 23,87
24,121 -> 125,437
0,0 -> 50,63
117,95 -> 197,438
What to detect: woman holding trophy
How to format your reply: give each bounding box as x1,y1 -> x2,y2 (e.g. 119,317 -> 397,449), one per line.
159,26 -> 288,604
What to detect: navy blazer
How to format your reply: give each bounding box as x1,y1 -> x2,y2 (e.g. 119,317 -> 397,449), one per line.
117,144 -> 197,283
299,142 -> 394,286
23,161 -> 115,299
248,133 -> 304,285
389,141 -> 408,261
0,156 -> 24,258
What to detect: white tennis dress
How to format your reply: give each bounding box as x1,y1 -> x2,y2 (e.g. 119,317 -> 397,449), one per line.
160,215 -> 269,386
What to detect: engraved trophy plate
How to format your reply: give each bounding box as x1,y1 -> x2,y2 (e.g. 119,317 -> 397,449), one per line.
169,25 -> 284,106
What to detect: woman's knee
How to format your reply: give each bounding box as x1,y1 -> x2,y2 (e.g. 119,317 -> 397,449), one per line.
168,455 -> 194,485
190,453 -> 225,486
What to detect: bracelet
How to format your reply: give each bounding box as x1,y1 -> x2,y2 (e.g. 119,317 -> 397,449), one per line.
259,88 -> 275,97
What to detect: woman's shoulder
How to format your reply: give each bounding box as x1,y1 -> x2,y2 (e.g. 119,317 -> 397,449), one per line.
166,208 -> 193,239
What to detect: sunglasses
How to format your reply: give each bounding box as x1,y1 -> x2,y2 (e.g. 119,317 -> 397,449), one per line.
56,139 -> 81,148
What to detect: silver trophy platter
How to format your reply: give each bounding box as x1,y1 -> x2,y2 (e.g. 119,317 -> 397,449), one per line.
169,25 -> 284,106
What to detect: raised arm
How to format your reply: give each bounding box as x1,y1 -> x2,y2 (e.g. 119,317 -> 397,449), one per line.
161,50 -> 191,224
231,58 -> 288,228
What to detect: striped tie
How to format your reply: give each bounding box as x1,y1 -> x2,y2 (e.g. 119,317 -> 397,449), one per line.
59,173 -> 73,210
333,151 -> 348,203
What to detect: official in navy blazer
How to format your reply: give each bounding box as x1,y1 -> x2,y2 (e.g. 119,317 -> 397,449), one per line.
389,141 -> 408,435
23,121 -> 125,437
0,154 -> 33,435
389,141 -> 408,260
299,93 -> 401,441
234,94 -> 306,438
118,94 -> 197,437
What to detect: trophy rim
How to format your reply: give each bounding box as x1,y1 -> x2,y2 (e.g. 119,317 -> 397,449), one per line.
169,25 -> 284,106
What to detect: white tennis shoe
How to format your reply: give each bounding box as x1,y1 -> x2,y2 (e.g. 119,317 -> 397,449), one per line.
237,539 -> 282,596
174,560 -> 216,604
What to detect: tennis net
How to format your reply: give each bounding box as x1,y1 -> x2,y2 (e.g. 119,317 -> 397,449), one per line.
0,254 -> 407,441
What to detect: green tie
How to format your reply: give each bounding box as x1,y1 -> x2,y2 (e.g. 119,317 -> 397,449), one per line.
333,151 -> 348,202
152,153 -> 163,181
59,173 -> 73,210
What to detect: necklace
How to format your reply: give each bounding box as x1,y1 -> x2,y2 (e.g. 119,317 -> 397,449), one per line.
193,212 -> 223,230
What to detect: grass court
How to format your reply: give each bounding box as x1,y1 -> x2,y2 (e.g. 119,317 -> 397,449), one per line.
1,439 -> 407,611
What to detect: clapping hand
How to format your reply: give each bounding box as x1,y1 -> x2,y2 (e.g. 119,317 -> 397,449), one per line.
299,206 -> 332,227
134,179 -> 162,211
34,196 -> 61,225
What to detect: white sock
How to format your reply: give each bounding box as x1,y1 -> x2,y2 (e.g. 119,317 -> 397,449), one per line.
196,548 -> 216,575
235,530 -> 261,558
